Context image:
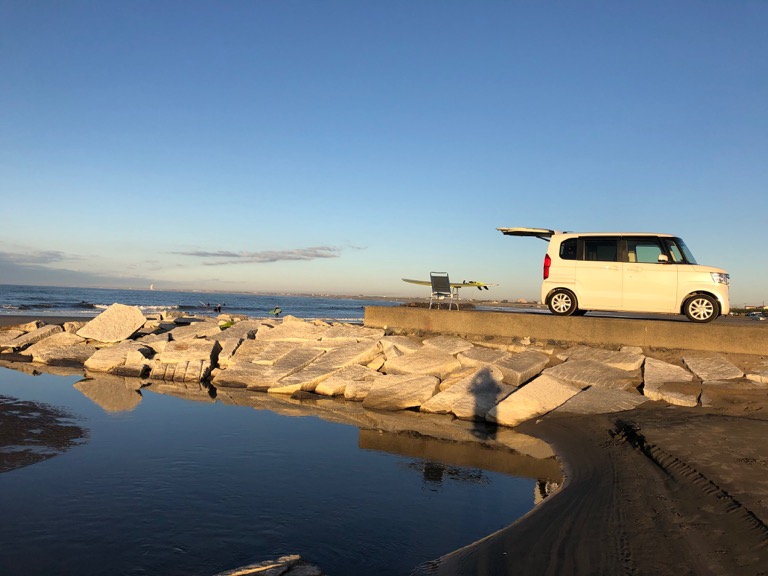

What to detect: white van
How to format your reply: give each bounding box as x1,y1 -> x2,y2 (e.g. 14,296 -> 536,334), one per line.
498,228 -> 730,323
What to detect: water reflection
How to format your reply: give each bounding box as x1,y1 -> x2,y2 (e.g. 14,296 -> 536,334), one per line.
0,363 -> 563,576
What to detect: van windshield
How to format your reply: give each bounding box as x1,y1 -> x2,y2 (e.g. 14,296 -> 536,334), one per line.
665,237 -> 698,264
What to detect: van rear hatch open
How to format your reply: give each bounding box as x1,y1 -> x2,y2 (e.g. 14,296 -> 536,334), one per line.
497,227 -> 559,240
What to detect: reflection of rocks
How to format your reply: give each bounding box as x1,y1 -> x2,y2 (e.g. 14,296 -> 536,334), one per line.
74,375 -> 143,412
214,554 -> 324,576
147,380 -> 216,403
0,394 -> 87,473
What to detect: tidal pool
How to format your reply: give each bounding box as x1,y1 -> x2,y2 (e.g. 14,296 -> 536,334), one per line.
0,366 -> 559,576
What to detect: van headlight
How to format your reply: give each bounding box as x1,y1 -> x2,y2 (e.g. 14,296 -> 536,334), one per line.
711,272 -> 730,285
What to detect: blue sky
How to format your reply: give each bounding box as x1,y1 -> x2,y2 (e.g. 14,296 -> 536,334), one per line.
1,1 -> 766,305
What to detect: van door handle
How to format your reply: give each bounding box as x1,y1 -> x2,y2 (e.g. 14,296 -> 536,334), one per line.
627,267 -> 642,271
606,266 -> 620,271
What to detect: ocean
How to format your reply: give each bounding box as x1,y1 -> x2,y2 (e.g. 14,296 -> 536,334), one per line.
0,284 -> 402,322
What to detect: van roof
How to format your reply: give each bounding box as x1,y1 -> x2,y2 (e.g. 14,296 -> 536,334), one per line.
497,227 -> 676,239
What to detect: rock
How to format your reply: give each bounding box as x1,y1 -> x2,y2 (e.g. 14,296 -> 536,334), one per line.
271,341 -> 380,394
557,345 -> 645,371
495,350 -> 550,386
383,348 -> 462,380
216,338 -> 243,368
683,354 -> 743,381
74,375 -> 143,412
230,340 -> 298,365
255,315 -> 329,342
314,364 -> 382,397
15,320 -> 44,332
362,374 -> 440,411
746,362 -> 768,384
320,324 -> 385,342
421,366 -> 515,420
487,374 -> 584,427
157,339 -> 222,365
1,324 -> 63,351
555,386 -> 649,414
84,341 -> 153,377
344,378 -> 378,401
62,321 -> 88,333
214,319 -> 265,341
76,303 -> 146,343
643,381 -> 701,407
543,359 -> 640,391
379,336 -> 423,356
457,347 -> 508,368
150,339 -> 222,383
166,322 -> 222,341
25,332 -> 94,366
0,330 -> 25,345
422,335 -> 474,355
643,358 -> 694,386
211,347 -> 326,390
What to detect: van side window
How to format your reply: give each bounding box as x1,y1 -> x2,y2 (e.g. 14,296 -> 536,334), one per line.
625,238 -> 664,263
559,238 -> 577,260
583,238 -> 618,262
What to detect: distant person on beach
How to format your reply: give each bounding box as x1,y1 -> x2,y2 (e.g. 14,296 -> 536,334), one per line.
271,305 -> 282,318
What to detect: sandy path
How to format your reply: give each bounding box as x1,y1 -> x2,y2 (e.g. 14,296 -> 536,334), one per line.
413,406 -> 768,576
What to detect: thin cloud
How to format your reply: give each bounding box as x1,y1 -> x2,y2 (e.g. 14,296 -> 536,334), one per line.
2,250 -> 73,265
173,246 -> 341,265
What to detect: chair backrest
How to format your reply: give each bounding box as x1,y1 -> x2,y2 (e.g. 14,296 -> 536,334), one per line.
430,272 -> 451,295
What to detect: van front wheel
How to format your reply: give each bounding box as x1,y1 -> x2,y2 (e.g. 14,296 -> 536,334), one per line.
683,294 -> 718,323
548,290 -> 578,316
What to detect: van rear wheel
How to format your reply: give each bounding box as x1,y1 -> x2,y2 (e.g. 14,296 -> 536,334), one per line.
548,289 -> 578,316
683,294 -> 718,323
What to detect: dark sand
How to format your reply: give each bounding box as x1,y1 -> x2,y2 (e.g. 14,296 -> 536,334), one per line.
3,315 -> 768,575
414,405 -> 768,575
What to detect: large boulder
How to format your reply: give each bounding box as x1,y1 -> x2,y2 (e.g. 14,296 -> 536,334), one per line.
683,354 -> 743,382
270,341 -> 380,394
84,341 -> 153,377
25,332 -> 95,366
456,347 -> 508,369
555,386 -> 650,414
314,364 -> 381,397
76,304 -> 146,343
211,347 -> 326,390
421,366 -> 515,421
422,335 -> 475,356
558,345 -> 645,371
383,348 -> 462,380
362,374 -> 440,411
487,374 -> 584,427
254,315 -> 329,342
1,324 -> 63,351
543,359 -> 640,391
495,350 -> 550,386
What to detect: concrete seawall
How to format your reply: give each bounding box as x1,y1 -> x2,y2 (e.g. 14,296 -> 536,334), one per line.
364,306 -> 768,355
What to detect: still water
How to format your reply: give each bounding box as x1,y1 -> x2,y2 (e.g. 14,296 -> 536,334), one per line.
0,367 -> 548,576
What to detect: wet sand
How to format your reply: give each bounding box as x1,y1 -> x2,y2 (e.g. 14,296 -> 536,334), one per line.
414,404 -> 768,575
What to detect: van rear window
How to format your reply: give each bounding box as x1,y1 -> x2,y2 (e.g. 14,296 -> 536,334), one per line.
559,238 -> 577,260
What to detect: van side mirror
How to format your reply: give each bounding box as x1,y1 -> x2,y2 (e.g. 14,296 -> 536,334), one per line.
658,254 -> 669,263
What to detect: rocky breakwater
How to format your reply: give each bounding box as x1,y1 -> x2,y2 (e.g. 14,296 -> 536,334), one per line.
2,303 -> 767,427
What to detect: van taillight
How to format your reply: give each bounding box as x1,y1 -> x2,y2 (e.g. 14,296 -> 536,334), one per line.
543,254 -> 551,279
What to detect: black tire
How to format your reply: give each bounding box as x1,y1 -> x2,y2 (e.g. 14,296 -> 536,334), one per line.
683,294 -> 719,323
548,289 -> 579,316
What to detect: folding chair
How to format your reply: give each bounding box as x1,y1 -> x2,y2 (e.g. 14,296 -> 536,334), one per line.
429,272 -> 459,310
